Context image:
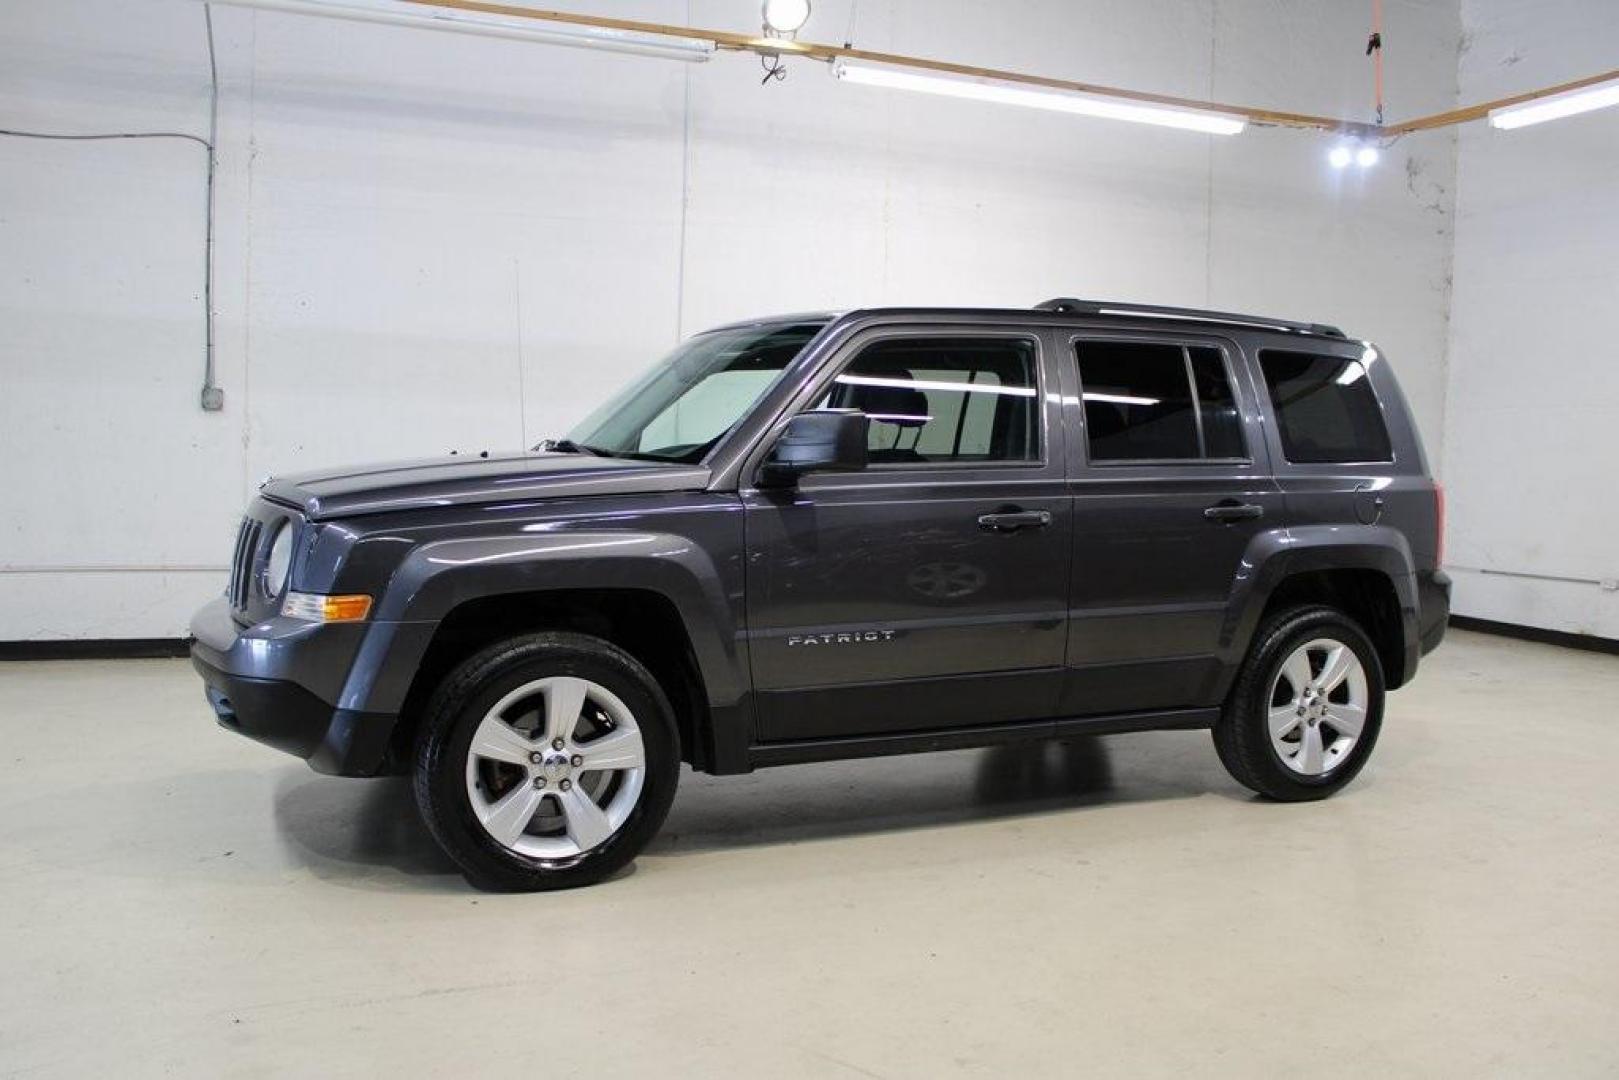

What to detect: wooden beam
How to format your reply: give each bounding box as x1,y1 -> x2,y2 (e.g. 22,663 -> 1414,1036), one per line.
395,0 -> 1617,141
1385,67 -> 1619,134
398,0 -> 1376,135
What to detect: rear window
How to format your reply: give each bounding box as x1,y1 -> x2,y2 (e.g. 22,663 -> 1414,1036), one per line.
1259,350 -> 1392,464
1074,341 -> 1247,462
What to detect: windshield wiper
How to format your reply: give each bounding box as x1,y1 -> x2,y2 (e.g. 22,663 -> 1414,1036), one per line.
535,438 -> 609,457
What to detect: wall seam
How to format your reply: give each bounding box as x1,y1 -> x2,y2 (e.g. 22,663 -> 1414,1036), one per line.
674,0 -> 692,338
1434,3 -> 1468,483
1203,0 -> 1219,307
514,256 -> 528,448
240,11 -> 260,505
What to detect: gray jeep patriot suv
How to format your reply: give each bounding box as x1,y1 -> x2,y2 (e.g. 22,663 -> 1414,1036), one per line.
191,298 -> 1450,891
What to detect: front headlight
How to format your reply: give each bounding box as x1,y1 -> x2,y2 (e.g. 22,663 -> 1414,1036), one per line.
262,521 -> 294,597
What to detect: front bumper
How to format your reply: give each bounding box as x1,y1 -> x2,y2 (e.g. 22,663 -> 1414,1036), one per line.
189,597 -> 398,776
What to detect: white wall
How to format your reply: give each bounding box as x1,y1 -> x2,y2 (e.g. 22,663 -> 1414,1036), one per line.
0,0 -> 1463,639
1444,0 -> 1619,638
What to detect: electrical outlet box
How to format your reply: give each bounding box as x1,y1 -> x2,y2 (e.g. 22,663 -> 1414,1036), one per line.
200,386 -> 225,411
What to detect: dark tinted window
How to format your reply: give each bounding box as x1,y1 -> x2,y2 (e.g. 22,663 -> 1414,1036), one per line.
1189,347 -> 1244,458
1259,350 -> 1392,463
1076,341 -> 1246,462
822,338 -> 1039,464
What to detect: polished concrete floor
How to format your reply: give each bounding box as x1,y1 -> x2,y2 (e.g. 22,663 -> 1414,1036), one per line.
2,629 -> 1616,1077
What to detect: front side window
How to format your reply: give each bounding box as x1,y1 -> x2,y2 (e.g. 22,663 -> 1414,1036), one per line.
820,337 -> 1040,465
1259,350 -> 1392,464
1075,341 -> 1247,462
569,322 -> 824,462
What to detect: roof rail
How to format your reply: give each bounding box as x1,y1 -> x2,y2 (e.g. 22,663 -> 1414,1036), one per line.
1034,297 -> 1345,338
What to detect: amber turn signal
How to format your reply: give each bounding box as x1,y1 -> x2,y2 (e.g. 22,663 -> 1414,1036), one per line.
281,592 -> 373,623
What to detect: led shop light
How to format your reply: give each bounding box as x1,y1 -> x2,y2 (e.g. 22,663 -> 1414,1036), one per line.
832,60 -> 1246,135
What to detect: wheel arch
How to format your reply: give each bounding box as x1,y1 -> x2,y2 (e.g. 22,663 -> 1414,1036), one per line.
1222,526 -> 1421,692
335,529 -> 752,775
388,587 -> 718,774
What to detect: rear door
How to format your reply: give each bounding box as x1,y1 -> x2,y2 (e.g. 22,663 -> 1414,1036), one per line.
741,325 -> 1072,742
1059,332 -> 1283,715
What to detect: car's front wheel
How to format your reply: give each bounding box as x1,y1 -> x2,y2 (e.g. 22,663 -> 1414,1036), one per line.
413,632 -> 680,891
1213,605 -> 1385,801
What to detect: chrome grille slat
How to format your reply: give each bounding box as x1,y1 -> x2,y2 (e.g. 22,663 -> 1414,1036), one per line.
229,518 -> 262,611
228,519 -> 249,608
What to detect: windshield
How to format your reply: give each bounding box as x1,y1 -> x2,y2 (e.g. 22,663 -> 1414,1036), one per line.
567,322 -> 825,462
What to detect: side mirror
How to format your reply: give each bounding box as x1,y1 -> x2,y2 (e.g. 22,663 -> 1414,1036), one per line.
759,409 -> 869,488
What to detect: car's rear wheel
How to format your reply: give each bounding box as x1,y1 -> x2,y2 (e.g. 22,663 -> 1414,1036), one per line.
1213,606 -> 1385,801
413,632 -> 680,891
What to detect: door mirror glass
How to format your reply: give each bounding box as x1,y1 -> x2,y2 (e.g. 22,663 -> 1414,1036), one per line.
759,409 -> 869,487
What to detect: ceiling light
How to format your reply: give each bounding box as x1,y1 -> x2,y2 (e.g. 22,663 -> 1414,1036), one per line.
762,0 -> 811,35
1355,145 -> 1379,167
211,0 -> 716,62
1489,76 -> 1619,130
832,60 -> 1246,135
1328,145 -> 1353,168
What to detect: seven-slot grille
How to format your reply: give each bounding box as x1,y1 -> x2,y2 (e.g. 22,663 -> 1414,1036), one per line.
228,517 -> 263,610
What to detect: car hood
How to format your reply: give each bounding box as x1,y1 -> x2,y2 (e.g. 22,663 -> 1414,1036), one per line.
260,451 -> 711,521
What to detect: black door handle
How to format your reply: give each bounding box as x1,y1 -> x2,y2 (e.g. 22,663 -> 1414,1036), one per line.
1203,502 -> 1264,523
978,508 -> 1053,532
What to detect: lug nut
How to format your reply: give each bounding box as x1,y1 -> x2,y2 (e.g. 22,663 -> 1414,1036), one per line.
533,777 -> 546,789
560,779 -> 572,791
552,738 -> 565,751
529,751 -> 544,765
570,754 -> 583,767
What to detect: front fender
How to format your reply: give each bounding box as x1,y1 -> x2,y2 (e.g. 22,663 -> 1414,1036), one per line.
335,528 -> 744,718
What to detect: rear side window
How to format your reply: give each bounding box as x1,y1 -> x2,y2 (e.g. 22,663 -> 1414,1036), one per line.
1259,350 -> 1392,464
1074,341 -> 1247,462
822,337 -> 1040,464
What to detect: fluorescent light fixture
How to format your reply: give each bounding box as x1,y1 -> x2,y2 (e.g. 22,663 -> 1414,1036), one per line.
210,0 -> 717,62
832,60 -> 1246,135
1083,392 -> 1160,406
1489,77 -> 1619,130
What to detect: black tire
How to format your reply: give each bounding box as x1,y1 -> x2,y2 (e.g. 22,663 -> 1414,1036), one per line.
1213,605 -> 1385,801
413,632 -> 680,892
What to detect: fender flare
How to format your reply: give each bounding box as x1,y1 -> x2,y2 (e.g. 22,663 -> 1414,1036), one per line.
333,530 -> 744,718
1218,524 -> 1420,677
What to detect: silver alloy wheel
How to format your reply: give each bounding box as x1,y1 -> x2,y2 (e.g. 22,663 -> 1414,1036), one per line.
464,676 -> 647,859
1266,637 -> 1369,777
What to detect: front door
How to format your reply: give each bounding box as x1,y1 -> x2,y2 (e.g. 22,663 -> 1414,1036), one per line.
742,328 -> 1072,743
1059,333 -> 1283,715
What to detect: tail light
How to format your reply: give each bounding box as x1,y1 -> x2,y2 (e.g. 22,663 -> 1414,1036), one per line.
1434,482 -> 1446,567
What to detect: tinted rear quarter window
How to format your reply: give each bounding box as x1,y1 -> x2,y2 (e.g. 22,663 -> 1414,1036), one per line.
1259,350 -> 1392,464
